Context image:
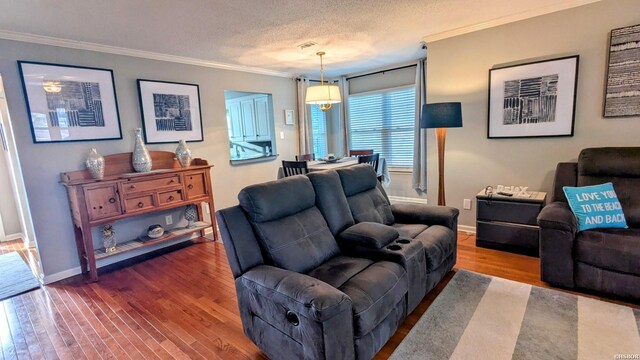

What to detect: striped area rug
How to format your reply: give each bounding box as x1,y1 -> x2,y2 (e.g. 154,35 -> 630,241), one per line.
391,270 -> 640,360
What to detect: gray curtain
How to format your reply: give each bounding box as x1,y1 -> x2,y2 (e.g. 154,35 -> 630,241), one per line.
338,76 -> 350,157
412,58 -> 427,191
296,77 -> 313,154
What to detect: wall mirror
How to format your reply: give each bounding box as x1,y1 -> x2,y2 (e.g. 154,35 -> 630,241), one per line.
224,90 -> 277,164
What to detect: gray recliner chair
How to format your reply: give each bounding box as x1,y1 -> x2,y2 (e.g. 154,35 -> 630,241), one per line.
538,147 -> 640,299
309,165 -> 459,294
216,176 -> 410,360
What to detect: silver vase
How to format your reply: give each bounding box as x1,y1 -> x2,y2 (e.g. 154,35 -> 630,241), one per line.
85,148 -> 105,179
175,140 -> 192,168
132,128 -> 152,172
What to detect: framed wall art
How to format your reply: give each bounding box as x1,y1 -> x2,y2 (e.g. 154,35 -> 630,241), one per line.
137,79 -> 203,144
603,23 -> 640,117
488,55 -> 579,139
18,61 -> 122,143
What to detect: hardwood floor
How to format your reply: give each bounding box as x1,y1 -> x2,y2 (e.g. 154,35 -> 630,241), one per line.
0,233 -> 636,360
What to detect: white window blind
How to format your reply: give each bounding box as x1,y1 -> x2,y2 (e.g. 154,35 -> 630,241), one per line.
348,86 -> 415,167
310,105 -> 328,158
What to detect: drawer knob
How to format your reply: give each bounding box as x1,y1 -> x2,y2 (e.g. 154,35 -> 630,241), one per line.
109,197 -> 116,204
187,184 -> 194,190
137,202 -> 144,208
168,196 -> 174,201
130,185 -> 136,189
169,179 -> 175,184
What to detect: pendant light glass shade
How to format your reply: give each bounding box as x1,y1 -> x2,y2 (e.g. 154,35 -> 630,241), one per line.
305,52 -> 341,111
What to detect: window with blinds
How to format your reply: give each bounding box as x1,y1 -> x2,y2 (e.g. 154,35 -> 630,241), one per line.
310,105 -> 328,158
348,86 -> 415,167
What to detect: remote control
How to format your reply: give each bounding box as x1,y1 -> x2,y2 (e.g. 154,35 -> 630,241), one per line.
497,191 -> 513,196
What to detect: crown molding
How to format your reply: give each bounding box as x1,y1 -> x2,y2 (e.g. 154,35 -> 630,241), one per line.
0,29 -> 293,78
423,0 -> 601,43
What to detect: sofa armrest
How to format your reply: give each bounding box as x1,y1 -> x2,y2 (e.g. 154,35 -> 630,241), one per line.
240,265 -> 352,322
391,204 -> 459,229
537,202 -> 578,288
339,222 -> 399,249
537,202 -> 578,234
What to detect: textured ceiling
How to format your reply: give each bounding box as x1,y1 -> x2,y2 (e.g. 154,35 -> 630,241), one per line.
0,0 -> 596,77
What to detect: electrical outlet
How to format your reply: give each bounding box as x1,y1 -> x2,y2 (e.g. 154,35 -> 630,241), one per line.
280,131 -> 285,139
165,215 -> 173,225
463,199 -> 472,210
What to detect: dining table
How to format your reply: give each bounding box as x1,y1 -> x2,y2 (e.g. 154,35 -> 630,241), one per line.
277,157 -> 390,185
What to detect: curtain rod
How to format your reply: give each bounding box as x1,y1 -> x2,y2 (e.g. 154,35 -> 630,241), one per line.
296,78 -> 335,83
345,64 -> 417,81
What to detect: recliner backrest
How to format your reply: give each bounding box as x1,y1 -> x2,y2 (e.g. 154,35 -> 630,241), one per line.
307,170 -> 355,236
336,165 -> 395,225
216,206 -> 265,278
238,175 -> 341,273
577,147 -> 640,227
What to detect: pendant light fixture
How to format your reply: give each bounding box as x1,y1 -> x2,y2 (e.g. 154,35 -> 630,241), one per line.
305,52 -> 341,111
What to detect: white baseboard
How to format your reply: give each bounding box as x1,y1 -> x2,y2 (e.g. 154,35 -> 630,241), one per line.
388,196 -> 429,205
42,266 -> 81,285
1,232 -> 24,242
458,225 -> 476,234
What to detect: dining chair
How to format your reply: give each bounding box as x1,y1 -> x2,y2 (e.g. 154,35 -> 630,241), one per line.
295,153 -> 315,161
349,149 -> 374,157
357,153 -> 380,174
281,160 -> 309,177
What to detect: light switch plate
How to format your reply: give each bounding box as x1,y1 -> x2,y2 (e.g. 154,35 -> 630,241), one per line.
280,131 -> 285,139
165,215 -> 173,225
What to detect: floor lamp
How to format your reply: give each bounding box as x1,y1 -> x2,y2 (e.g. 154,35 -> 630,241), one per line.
421,102 -> 463,206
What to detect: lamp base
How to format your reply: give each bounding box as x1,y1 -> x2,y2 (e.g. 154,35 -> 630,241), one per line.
436,128 -> 447,206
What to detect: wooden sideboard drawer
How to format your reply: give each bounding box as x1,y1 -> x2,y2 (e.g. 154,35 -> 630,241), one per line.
158,189 -> 184,205
85,184 -> 123,221
477,199 -> 542,226
124,194 -> 155,213
123,175 -> 181,195
185,171 -> 208,199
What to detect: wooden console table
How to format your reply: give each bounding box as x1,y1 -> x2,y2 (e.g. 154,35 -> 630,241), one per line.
61,151 -> 217,281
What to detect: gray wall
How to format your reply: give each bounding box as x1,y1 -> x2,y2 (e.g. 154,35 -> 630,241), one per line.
424,0 -> 640,228
0,98 -> 22,236
0,39 -> 297,279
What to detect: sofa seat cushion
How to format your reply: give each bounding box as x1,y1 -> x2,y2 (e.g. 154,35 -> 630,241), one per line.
575,228 -> 640,276
306,256 -> 374,289
393,224 -> 456,272
392,223 -> 429,239
338,261 -> 407,337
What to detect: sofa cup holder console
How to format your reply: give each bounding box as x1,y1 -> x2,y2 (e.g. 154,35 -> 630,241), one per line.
387,244 -> 402,251
396,239 -> 411,244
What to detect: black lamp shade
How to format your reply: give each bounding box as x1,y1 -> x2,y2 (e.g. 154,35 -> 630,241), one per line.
420,102 -> 463,129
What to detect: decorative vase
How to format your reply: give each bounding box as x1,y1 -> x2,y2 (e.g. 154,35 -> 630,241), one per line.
85,148 -> 105,179
102,224 -> 117,253
184,204 -> 198,228
132,128 -> 152,172
175,140 -> 192,168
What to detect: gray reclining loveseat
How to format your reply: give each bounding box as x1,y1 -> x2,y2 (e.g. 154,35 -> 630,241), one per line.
216,165 -> 458,359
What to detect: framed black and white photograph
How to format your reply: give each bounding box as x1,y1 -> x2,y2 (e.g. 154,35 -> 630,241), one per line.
488,55 -> 579,139
604,23 -> 640,118
137,80 -> 203,144
18,61 -> 122,143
